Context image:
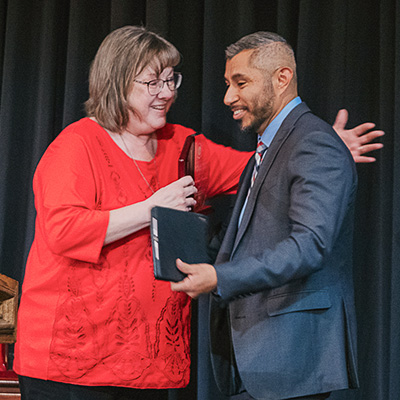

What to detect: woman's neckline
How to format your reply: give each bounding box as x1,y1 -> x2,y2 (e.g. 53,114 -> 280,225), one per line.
87,117 -> 161,163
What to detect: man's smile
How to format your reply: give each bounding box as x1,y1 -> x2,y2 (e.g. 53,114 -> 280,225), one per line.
231,106 -> 247,120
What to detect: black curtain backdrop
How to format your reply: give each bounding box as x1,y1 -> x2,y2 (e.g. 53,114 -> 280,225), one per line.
0,1 -> 399,399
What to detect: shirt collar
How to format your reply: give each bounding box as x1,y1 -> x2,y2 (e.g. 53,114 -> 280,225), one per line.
258,96 -> 302,147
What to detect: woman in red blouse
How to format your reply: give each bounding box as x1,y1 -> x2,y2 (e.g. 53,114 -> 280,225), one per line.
14,25 -> 251,400
14,25 -> 383,400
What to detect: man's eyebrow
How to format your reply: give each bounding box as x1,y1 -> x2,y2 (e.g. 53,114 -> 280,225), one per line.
225,73 -> 248,82
231,73 -> 248,80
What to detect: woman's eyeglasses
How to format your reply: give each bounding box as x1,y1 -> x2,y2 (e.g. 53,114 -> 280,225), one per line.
134,72 -> 182,96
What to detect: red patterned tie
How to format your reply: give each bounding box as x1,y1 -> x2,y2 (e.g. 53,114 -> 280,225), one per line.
239,139 -> 268,226
251,139 -> 268,188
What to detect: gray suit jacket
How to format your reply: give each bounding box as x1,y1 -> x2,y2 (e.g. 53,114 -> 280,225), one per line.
209,103 -> 359,399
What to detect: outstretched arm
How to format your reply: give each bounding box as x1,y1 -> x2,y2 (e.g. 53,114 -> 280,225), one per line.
333,109 -> 384,163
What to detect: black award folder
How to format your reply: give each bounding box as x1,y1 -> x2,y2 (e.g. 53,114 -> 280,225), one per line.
150,206 -> 211,282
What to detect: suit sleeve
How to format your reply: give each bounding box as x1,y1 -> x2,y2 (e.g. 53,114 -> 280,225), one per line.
214,129 -> 357,301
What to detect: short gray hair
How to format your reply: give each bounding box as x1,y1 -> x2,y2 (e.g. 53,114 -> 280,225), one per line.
226,31 -> 297,82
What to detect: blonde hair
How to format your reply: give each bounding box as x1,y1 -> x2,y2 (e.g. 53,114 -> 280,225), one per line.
85,26 -> 180,132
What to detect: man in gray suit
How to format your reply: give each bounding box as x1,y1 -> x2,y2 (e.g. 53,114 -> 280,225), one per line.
171,31 -> 358,400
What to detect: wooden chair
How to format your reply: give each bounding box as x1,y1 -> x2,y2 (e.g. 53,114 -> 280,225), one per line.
0,274 -> 20,399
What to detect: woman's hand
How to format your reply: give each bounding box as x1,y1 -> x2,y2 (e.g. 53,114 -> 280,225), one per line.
147,176 -> 197,211
105,176 -> 197,245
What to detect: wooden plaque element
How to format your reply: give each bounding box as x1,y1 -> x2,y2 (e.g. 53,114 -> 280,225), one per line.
0,275 -> 18,344
178,133 -> 210,213
178,133 -> 196,180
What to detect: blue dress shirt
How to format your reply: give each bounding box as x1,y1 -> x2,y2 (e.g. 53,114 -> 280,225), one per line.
238,96 -> 302,226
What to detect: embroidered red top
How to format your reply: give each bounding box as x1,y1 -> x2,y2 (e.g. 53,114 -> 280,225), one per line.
14,118 -> 251,388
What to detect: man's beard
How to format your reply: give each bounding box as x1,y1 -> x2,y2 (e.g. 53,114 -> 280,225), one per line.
239,81 -> 275,135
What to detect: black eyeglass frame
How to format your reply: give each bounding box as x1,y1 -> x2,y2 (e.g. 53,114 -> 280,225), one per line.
134,72 -> 182,95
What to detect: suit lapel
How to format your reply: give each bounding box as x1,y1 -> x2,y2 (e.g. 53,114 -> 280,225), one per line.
231,102 -> 311,255
215,157 -> 254,264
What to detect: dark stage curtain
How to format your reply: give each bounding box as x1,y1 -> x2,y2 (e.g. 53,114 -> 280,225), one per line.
0,1 -> 398,399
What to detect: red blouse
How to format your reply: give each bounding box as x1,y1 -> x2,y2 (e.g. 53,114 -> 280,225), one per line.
14,118 -> 251,389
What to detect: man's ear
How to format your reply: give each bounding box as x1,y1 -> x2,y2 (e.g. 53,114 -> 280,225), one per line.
274,67 -> 294,93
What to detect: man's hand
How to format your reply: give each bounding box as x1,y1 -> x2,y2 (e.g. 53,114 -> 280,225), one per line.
333,109 -> 384,163
170,259 -> 217,298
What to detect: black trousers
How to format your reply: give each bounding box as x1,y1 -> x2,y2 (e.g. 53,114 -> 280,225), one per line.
18,376 -> 170,400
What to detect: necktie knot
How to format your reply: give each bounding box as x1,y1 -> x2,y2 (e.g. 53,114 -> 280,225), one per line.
255,140 -> 267,168
256,139 -> 267,155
